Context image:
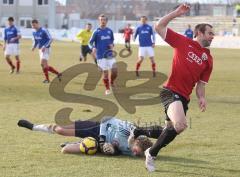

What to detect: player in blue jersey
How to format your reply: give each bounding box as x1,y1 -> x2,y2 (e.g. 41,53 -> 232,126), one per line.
134,16 -> 156,77
18,117 -> 163,156
184,24 -> 194,39
3,17 -> 21,74
31,19 -> 61,83
89,14 -> 117,95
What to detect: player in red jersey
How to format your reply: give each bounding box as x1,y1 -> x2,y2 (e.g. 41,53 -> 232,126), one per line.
123,24 -> 133,51
142,4 -> 214,172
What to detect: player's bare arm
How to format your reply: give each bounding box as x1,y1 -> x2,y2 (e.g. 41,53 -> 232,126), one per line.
155,3 -> 190,39
3,41 -> 6,51
196,81 -> 207,112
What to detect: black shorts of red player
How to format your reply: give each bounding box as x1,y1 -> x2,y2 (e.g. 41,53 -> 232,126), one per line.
125,39 -> 131,49
160,88 -> 190,121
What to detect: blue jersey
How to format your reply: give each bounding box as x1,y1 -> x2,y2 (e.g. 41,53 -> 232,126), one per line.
100,117 -> 136,156
89,27 -> 114,60
184,29 -> 193,39
134,24 -> 155,47
32,27 -> 52,49
4,25 -> 21,44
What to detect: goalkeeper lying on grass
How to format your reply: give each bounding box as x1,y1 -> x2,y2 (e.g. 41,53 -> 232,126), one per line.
18,117 -> 163,156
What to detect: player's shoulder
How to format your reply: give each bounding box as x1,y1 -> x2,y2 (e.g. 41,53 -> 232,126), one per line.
146,24 -> 153,30
13,25 -> 19,29
32,29 -> 36,34
82,29 -> 88,33
167,28 -> 187,38
136,25 -> 142,29
93,28 -> 101,34
146,24 -> 152,27
4,26 -> 11,30
105,27 -> 113,32
41,27 -> 49,32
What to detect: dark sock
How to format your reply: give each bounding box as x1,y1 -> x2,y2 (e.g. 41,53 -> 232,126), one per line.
17,119 -> 34,130
149,127 -> 178,157
134,126 -> 163,139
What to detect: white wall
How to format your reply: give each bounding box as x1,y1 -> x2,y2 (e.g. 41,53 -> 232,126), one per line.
19,0 -> 33,6
1,28 -> 240,49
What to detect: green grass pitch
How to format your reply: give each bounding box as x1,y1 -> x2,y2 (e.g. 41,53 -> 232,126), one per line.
0,39 -> 240,177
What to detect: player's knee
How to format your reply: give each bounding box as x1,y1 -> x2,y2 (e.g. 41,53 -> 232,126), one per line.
138,59 -> 143,64
42,66 -> 48,70
173,121 -> 188,134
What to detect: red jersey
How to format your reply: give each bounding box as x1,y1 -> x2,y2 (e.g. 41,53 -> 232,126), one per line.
123,27 -> 133,41
164,28 -> 213,100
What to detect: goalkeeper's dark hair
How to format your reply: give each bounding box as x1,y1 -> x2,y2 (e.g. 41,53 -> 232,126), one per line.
134,136 -> 153,152
194,23 -> 212,38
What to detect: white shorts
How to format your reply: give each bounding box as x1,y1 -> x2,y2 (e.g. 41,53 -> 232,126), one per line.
138,47 -> 154,58
4,43 -> 20,56
97,58 -> 116,71
39,48 -> 50,61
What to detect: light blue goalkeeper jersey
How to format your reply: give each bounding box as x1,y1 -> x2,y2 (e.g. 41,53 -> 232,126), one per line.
99,117 -> 136,156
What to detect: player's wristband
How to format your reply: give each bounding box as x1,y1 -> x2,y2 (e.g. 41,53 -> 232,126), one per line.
98,135 -> 106,146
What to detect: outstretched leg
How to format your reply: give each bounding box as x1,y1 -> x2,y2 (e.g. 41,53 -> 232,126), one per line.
18,119 -> 75,136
